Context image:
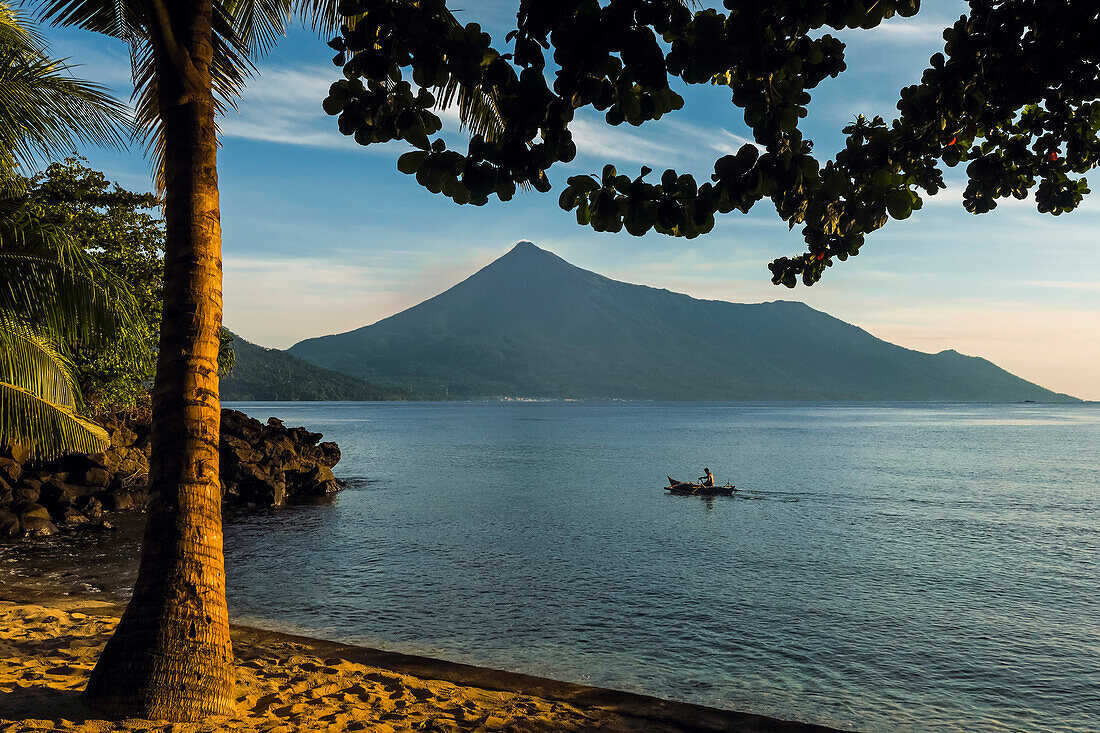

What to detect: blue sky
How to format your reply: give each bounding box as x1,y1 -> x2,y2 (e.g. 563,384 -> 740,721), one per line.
33,1 -> 1100,399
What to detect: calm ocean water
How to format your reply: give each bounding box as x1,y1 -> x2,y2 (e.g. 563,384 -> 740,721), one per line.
215,401 -> 1099,733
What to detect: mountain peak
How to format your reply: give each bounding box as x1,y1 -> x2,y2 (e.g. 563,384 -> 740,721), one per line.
485,240 -> 579,278
288,243 -> 1075,402
501,240 -> 559,262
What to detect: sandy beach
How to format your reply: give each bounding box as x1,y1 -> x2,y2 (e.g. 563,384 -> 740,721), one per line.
0,595 -> 839,733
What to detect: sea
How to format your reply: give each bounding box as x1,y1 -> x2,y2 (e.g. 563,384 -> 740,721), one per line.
8,401 -> 1100,732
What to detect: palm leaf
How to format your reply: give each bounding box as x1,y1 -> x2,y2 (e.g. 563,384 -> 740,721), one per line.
0,1 -> 129,168
0,208 -> 146,353
34,0 -> 498,187
0,380 -> 108,459
0,312 -> 108,459
0,314 -> 80,408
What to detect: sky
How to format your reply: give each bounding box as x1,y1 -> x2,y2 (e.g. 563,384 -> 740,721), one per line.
30,1 -> 1100,399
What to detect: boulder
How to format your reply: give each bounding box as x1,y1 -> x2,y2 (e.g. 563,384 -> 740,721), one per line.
40,480 -> 78,509
0,407 -> 348,533
290,465 -> 342,496
20,515 -> 58,536
55,452 -> 105,476
317,442 -> 341,468
0,507 -> 19,537
11,485 -> 39,504
102,490 -> 138,512
56,506 -> 91,525
75,495 -> 104,520
0,457 -> 20,485
14,502 -> 51,521
18,476 -> 43,493
221,435 -> 262,465
80,467 -> 111,488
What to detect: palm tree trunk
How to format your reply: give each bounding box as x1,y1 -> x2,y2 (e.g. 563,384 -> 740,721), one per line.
82,0 -> 235,720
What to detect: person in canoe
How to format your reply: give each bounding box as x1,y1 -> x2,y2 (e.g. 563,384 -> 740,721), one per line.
698,468 -> 715,488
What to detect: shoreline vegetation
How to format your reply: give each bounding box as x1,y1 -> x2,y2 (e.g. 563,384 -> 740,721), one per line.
0,589 -> 842,733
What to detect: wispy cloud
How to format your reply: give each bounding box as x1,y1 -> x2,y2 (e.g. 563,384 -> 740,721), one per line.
1027,281 -> 1100,292
854,20 -> 948,44
220,61 -> 765,177
220,65 -> 360,151
569,117 -> 681,166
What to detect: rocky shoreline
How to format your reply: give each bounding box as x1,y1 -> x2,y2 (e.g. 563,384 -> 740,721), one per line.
0,409 -> 345,539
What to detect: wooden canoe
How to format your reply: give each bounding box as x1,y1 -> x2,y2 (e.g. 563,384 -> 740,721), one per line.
665,476 -> 736,496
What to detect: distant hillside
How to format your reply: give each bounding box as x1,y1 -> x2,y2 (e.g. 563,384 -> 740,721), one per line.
221,330 -> 407,401
287,242 -> 1077,402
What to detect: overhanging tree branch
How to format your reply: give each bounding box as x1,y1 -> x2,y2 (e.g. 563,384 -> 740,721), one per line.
324,0 -> 1099,286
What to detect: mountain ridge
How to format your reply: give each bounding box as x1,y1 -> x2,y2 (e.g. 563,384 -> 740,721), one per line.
287,242 -> 1077,402
221,330 -> 410,401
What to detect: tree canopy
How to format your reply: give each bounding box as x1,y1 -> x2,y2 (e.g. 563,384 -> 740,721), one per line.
324,0 -> 1100,286
21,157 -> 162,412
18,158 -> 243,412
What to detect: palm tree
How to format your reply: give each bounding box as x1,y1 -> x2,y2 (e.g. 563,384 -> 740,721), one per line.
28,0 -> 502,720
1,1 -> 132,456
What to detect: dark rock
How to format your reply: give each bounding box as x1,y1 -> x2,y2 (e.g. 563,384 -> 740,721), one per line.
102,490 -> 137,512
21,515 -> 58,536
82,467 -> 111,488
14,502 -> 51,521
292,465 -> 342,496
0,407 -> 347,537
12,485 -> 40,505
56,452 -> 106,475
40,480 -> 78,508
221,435 -> 263,465
56,506 -> 91,525
18,476 -> 43,493
0,508 -> 19,537
0,457 -> 20,484
217,409 -> 346,506
317,442 -> 341,468
75,495 -> 104,520
117,457 -> 144,475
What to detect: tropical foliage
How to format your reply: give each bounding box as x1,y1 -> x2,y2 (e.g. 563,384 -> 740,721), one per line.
21,157 -> 162,412
0,1 -> 125,175
1,4 -> 132,458
0,207 -> 143,458
324,0 -> 1100,286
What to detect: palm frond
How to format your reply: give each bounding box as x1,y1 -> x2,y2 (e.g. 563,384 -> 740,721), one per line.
0,380 -> 108,459
0,1 -> 130,167
30,0 -> 140,39
290,0 -> 343,38
0,313 -> 80,408
127,14 -> 248,190
1,3 -> 45,51
0,307 -> 107,459
0,209 -> 146,352
434,76 -> 505,142
223,0 -> 289,56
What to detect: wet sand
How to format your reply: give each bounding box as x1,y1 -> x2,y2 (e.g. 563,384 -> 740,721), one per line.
0,593 -> 842,733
